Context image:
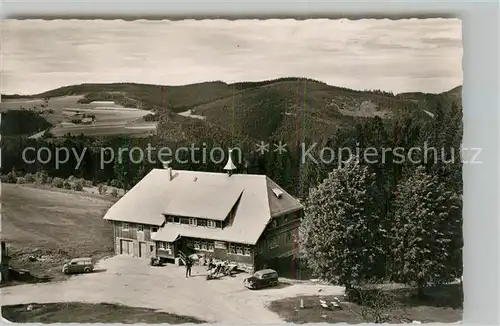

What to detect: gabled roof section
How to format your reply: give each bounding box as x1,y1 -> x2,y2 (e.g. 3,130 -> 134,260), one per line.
163,184 -> 243,221
266,177 -> 303,217
103,169 -> 303,244
103,169 -> 173,226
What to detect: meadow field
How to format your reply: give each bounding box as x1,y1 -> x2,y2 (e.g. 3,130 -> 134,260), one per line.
0,95 -> 157,138
1,184 -> 116,282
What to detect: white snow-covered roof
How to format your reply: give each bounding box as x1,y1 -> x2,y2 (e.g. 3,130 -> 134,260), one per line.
103,169 -> 303,245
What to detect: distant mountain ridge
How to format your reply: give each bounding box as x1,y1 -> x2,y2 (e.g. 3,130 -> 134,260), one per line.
1,78 -> 462,144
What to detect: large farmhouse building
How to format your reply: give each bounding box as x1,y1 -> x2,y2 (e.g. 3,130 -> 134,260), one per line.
103,153 -> 304,272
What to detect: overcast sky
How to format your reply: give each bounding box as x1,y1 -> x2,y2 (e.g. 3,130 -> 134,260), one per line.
2,18 -> 462,95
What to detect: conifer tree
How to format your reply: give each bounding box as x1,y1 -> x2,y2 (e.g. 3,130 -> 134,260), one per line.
390,166 -> 462,298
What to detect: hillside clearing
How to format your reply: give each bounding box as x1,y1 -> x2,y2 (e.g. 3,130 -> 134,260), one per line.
1,184 -> 115,283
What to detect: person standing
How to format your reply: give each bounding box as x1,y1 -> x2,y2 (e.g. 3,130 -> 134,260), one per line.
185,258 -> 192,278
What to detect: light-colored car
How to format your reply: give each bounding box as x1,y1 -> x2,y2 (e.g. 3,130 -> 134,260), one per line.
62,257 -> 94,274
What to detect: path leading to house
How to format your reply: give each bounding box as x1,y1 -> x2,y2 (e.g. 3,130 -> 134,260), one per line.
1,256 -> 344,323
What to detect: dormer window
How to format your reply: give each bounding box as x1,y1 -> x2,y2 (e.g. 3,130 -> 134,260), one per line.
122,222 -> 129,230
151,226 -> 158,233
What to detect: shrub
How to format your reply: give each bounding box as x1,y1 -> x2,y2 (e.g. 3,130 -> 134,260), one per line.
16,177 -> 26,184
24,173 -> 36,183
111,188 -> 118,197
71,179 -> 84,191
0,174 -> 10,183
4,172 -> 17,183
35,171 -> 49,184
83,180 -> 93,187
52,177 -> 64,188
98,184 -> 108,195
110,179 -> 121,188
63,180 -> 71,189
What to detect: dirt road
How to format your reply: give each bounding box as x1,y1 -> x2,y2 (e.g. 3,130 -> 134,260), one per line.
1,256 -> 344,323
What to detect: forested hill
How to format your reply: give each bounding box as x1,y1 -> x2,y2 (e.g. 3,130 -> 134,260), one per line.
1,78 -> 462,200
1,78 -> 462,145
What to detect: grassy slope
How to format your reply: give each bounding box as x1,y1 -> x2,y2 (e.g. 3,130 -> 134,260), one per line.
1,184 -> 115,281
2,303 -> 205,324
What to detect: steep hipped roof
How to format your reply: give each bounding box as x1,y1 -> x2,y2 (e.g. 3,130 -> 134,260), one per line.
103,169 -> 303,245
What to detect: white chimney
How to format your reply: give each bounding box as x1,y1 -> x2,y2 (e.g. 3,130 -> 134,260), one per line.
162,160 -> 173,181
223,149 -> 237,176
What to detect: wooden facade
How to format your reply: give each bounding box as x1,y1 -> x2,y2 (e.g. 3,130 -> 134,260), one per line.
254,210 -> 303,271
112,222 -> 157,259
110,208 -> 303,273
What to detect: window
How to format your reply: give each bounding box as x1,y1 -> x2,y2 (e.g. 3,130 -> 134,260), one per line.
269,237 -> 279,249
186,240 -> 193,248
173,216 -> 180,224
228,245 -> 249,256
197,219 -> 207,227
151,227 -> 158,233
228,245 -> 237,254
158,242 -> 171,250
181,218 -> 189,225
194,242 -> 200,249
189,218 -> 196,226
201,243 -> 207,251
207,220 -> 216,228
284,215 -> 289,222
207,243 -> 214,251
137,224 -> 144,232
286,231 -> 292,243
272,219 -> 278,227
150,245 -> 154,252
167,216 -> 174,223
122,222 -> 129,230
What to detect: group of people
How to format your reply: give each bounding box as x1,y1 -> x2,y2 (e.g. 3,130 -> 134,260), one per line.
206,258 -> 236,278
184,255 -> 237,279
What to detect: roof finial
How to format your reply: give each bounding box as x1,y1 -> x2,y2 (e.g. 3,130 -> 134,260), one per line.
223,149 -> 237,176
162,160 -> 172,169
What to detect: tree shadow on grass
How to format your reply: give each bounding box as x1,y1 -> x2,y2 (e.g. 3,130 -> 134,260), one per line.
390,284 -> 463,309
1,268 -> 52,287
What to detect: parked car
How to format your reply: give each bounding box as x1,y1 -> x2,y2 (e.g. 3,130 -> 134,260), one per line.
244,269 -> 279,289
62,257 -> 94,274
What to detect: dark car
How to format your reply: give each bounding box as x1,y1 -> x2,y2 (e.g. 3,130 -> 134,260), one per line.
62,257 -> 94,274
244,269 -> 279,289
